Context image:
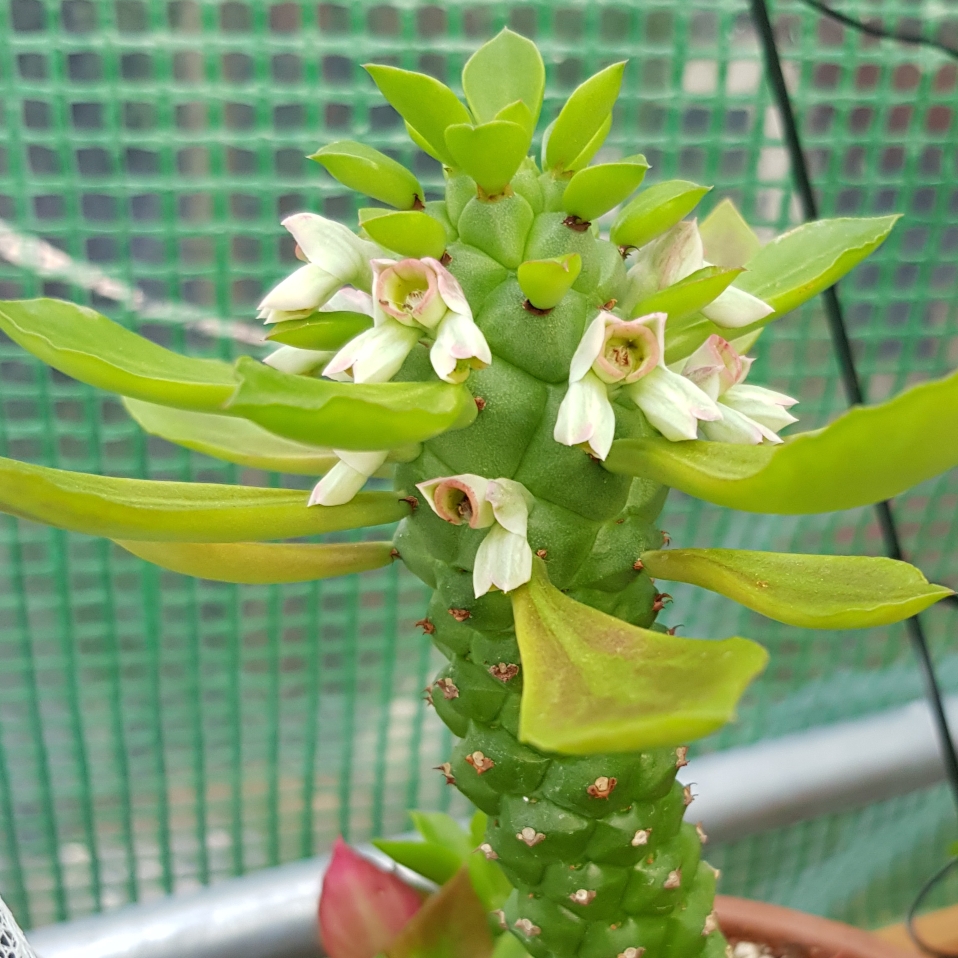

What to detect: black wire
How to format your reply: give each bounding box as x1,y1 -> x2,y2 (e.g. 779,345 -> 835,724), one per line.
748,0 -> 958,818
907,856 -> 958,957
795,0 -> 958,62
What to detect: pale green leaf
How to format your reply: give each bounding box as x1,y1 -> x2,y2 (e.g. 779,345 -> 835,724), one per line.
444,120 -> 531,197
0,456 -> 409,541
611,180 -> 712,249
409,811 -> 473,860
630,265 -> 744,320
566,112 -> 613,173
516,253 -> 582,310
372,839 -> 463,886
405,120 -> 446,163
561,155 -> 649,222
264,310 -> 373,350
466,852 -> 512,913
699,198 -> 762,267
123,398 -> 340,475
385,868 -> 494,958
364,64 -> 471,166
544,61 -> 626,172
641,549 -> 953,629
225,356 -> 477,450
493,99 -> 534,137
604,366 -> 958,514
309,140 -> 423,210
359,209 -> 448,260
462,29 -> 545,126
0,298 -> 235,411
512,559 -> 768,754
115,539 -> 395,584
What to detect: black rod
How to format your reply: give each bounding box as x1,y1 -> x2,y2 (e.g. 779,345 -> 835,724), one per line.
748,0 -> 958,814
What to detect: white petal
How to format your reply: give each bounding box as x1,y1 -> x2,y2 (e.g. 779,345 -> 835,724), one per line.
259,264 -> 341,314
334,449 -> 388,473
323,321 -> 420,384
569,313 -> 608,384
553,372 -> 617,460
322,287 -> 375,316
655,221 -> 704,287
484,478 -> 533,537
322,326 -> 377,379
424,257 -> 471,317
627,366 -> 722,441
430,311 -> 491,383
308,460 -> 370,506
263,345 -> 333,375
702,403 -> 780,445
473,525 -> 533,597
722,384 -> 799,432
282,213 -> 375,287
701,285 -> 774,328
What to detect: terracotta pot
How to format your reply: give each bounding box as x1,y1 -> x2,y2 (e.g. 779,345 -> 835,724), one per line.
715,895 -> 914,957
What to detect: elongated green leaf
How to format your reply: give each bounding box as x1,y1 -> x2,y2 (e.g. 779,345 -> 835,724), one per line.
512,559 -> 767,754
0,298 -> 235,411
605,366 -> 958,514
545,61 -> 626,172
561,155 -> 649,222
409,811 -> 473,860
630,265 -> 744,320
225,356 -> 477,450
611,180 -> 712,249
516,253 -> 581,310
123,399 -> 341,475
0,456 -> 409,541
567,112 -> 613,173
699,198 -> 762,267
364,64 -> 471,166
462,29 -> 545,126
642,549 -> 953,629
385,868 -> 494,958
738,215 -> 899,316
444,120 -> 530,197
359,209 -> 448,260
115,540 -> 395,584
371,840 -> 463,886
310,140 -> 423,209
264,310 -> 373,350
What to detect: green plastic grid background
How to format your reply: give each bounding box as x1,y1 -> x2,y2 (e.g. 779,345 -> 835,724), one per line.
0,0 -> 956,932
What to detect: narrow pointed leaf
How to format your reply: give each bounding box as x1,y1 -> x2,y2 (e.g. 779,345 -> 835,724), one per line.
605,366 -> 958,514
516,253 -> 582,310
405,121 -> 445,163
310,140 -> 424,210
545,61 -> 626,172
385,868 -> 494,958
0,298 -> 235,410
512,559 -> 767,754
264,310 -> 373,350
225,356 -> 477,450
115,540 -> 395,584
699,198 -> 761,267
611,180 -> 711,249
123,398 -> 340,475
364,64 -> 471,166
409,811 -> 472,860
444,120 -> 530,197
642,549 -> 954,629
567,112 -> 613,172
737,215 -> 899,317
0,456 -> 409,541
372,840 -> 462,886
493,98 -> 534,137
359,209 -> 448,260
462,29 -> 545,126
630,265 -> 744,320
561,155 -> 649,222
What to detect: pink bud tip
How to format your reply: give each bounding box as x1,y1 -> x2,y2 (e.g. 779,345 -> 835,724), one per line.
318,838 -> 421,958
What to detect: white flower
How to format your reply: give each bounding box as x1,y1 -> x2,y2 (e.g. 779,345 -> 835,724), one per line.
324,257 -> 490,385
555,311 -> 721,457
263,345 -> 334,375
417,474 -> 534,597
308,449 -> 388,507
682,335 -> 798,444
627,221 -> 773,329
258,214 -> 379,324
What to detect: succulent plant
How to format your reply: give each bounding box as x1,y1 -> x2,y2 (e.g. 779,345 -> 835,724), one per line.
0,28 -> 956,958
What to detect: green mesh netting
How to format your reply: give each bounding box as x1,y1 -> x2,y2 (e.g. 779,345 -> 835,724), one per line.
0,0 -> 956,932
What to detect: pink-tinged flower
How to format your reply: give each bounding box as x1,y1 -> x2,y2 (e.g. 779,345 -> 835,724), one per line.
258,214 -> 379,324
626,221 -> 773,329
418,475 -> 534,597
309,450 -> 389,507
555,311 -> 721,456
681,335 -> 798,444
318,838 -> 421,958
263,345 -> 333,376
325,257 -> 490,385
